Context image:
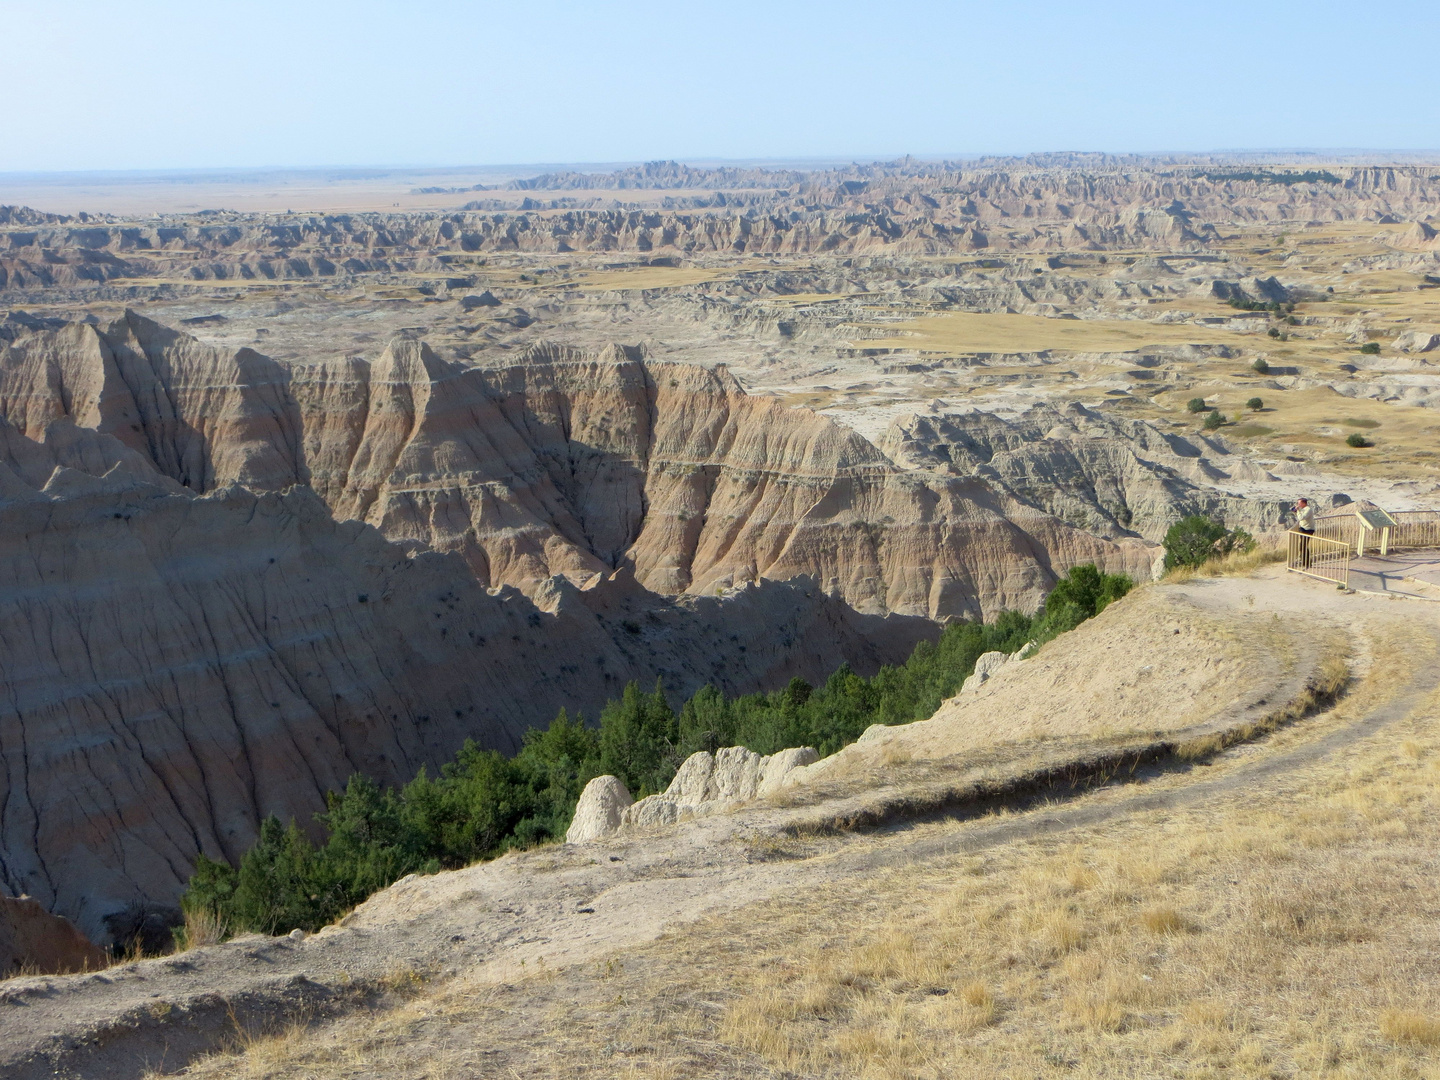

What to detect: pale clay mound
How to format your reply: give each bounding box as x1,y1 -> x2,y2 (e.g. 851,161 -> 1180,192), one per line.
782,582 -> 1279,789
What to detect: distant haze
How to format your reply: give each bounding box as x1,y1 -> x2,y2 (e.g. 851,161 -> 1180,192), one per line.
2,0 -> 1438,173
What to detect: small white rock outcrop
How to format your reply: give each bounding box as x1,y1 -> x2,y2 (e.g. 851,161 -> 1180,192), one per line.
624,794 -> 681,829
856,723 -> 891,746
760,747 -> 821,795
565,775 -> 633,843
960,650 -> 1010,694
565,745 -> 823,840
1393,330 -> 1439,354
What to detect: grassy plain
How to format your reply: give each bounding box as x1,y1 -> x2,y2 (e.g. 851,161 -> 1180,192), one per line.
866,310 -> 1249,355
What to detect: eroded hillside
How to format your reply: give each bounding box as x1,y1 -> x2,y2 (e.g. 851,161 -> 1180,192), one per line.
6,567 -> 1438,1080
1,152 -> 1438,980
0,307 -> 1152,943
1,312 -> 1150,617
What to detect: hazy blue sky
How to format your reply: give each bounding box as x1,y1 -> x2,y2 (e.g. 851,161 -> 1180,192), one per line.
4,0 -> 1437,172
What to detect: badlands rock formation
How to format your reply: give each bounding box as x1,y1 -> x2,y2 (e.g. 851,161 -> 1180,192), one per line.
12,152 -> 1428,958
3,313 -> 1151,618
0,408 -> 930,943
6,164 -> 1440,284
0,312 -> 1156,942
1392,329 -> 1439,353
624,744 -> 819,829
563,776 -> 634,843
1,894 -> 106,976
881,402 -> 1291,543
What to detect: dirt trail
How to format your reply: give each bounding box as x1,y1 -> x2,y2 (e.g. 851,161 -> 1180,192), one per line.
3,569 -> 1436,1080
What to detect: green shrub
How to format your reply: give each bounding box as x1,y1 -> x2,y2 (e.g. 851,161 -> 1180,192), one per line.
1226,298 -> 1282,313
1224,528 -> 1257,557
1267,327 -> 1281,339
1186,397 -> 1209,413
1203,410 -> 1226,430
1359,342 -> 1380,355
182,566 -> 1133,937
1164,515 -> 1254,570
1246,397 -> 1264,411
598,682 -> 677,796
1251,358 -> 1270,374
1346,432 -> 1372,448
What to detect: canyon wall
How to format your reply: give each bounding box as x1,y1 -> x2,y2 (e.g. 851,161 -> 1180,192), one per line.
0,313 -> 1154,939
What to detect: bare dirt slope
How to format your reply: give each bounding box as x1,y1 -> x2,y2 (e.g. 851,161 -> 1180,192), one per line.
4,566 -> 1434,1079
789,574 -> 1314,789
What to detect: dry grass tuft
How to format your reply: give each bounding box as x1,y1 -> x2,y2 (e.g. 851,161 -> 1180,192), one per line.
960,980 -> 993,1010
879,743 -> 913,767
1140,905 -> 1189,936
1380,1009 -> 1440,1046
1045,908 -> 1087,954
1164,543 -> 1287,583
378,964 -> 428,994
175,905 -> 226,950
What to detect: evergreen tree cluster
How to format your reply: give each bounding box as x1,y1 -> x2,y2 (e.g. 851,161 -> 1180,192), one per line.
181,564 -> 1132,939
1162,515 -> 1256,570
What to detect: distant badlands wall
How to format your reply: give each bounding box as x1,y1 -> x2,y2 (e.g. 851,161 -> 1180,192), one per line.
3,164 -> 1440,286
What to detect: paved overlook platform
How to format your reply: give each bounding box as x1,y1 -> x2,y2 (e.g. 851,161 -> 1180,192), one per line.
1289,508 -> 1440,602
1346,550 -> 1440,601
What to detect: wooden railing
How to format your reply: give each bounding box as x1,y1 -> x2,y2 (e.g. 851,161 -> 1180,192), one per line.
1311,513 -> 1358,548
1389,510 -> 1440,553
1287,530 -> 1350,588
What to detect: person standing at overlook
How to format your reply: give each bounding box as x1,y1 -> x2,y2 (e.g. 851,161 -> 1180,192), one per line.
1294,497 -> 1315,568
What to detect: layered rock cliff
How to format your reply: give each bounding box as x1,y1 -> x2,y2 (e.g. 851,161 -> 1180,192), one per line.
0,312 -> 1159,940
0,409 -> 928,941
3,314 -> 1152,619
880,402 -> 1291,543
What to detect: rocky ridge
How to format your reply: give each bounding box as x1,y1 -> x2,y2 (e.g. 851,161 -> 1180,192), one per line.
879,401 -> 1293,544
2,313 -> 1153,618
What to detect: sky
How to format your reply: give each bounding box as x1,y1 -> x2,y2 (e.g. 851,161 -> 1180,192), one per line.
3,0 -> 1438,173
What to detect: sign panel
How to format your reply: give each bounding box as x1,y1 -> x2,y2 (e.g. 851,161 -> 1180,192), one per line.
1356,509 -> 1397,530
